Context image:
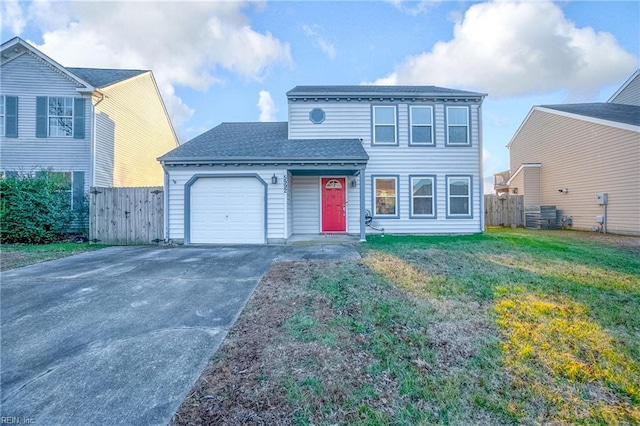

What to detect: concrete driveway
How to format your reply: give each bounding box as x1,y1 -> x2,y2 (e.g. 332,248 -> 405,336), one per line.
0,244 -> 359,425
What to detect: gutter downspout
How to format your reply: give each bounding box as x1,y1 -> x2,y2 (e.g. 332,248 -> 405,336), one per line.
91,90 -> 105,187
162,162 -> 170,242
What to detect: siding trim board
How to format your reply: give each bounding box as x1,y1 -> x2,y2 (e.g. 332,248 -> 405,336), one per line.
183,173 -> 268,245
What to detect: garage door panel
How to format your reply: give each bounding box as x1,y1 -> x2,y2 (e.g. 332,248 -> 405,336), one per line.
190,177 -> 265,244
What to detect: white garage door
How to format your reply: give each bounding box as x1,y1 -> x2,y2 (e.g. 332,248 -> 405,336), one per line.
190,177 -> 265,244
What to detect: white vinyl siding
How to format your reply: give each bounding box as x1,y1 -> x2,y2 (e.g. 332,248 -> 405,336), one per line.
372,105 -> 397,145
410,106 -> 433,145
0,52 -> 91,197
447,106 -> 470,145
0,95 -> 4,136
292,176 -> 320,234
288,101 -> 483,234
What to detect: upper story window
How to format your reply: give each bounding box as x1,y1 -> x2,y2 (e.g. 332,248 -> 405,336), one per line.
36,96 -> 85,139
410,106 -> 434,145
446,106 -> 470,145
372,105 -> 397,145
447,175 -> 472,218
48,97 -> 74,137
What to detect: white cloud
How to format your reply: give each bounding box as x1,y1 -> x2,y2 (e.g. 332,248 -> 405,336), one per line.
389,0 -> 437,16
302,24 -> 336,60
257,90 -> 277,122
372,0 -> 637,97
1,0 -> 26,35
20,1 -> 291,131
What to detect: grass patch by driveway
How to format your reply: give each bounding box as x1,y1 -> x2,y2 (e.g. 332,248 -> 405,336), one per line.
1,242 -> 108,271
173,229 -> 640,425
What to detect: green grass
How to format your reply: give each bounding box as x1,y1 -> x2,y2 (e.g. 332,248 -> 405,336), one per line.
0,242 -> 108,271
282,229 -> 640,425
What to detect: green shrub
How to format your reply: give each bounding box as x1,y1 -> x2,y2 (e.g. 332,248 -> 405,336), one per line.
0,173 -> 75,243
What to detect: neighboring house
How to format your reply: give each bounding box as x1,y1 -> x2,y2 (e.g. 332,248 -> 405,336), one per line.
502,69 -> 640,235
0,37 -> 178,222
159,85 -> 486,244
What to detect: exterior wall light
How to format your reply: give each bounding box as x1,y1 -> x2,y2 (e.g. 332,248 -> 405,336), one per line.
271,174 -> 278,184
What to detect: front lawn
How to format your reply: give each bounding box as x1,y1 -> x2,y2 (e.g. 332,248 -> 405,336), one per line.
173,229 -> 640,425
0,242 -> 108,271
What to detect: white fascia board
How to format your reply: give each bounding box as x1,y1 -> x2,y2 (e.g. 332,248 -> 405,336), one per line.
535,107 -> 640,133
506,163 -> 541,186
506,107 -> 536,149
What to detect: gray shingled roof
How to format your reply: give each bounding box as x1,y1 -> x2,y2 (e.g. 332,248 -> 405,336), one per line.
159,122 -> 369,163
68,68 -> 147,88
540,103 -> 640,127
287,85 -> 485,98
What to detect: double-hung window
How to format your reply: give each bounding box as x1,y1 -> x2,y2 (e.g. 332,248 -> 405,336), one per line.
447,176 -> 471,217
373,176 -> 398,217
48,97 -> 74,137
373,106 -> 397,145
410,106 -> 433,145
446,106 -> 469,145
411,176 -> 435,217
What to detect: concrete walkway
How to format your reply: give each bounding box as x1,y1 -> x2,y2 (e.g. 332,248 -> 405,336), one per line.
0,244 -> 358,425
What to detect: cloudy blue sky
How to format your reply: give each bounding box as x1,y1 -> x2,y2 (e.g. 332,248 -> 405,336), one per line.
2,0 -> 638,192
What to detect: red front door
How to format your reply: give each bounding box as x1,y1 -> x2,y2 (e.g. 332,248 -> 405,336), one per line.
321,178 -> 346,232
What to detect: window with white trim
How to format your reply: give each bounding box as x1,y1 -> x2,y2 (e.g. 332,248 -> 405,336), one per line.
410,106 -> 433,145
0,96 -> 5,137
374,176 -> 398,216
447,176 -> 471,216
48,97 -> 74,137
447,106 -> 469,145
411,176 -> 435,216
373,106 -> 396,144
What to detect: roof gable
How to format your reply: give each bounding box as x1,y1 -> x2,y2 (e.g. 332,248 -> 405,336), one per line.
607,69 -> 640,106
538,103 -> 640,128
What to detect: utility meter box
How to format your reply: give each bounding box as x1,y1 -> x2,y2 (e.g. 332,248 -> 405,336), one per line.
596,215 -> 605,224
596,192 -> 608,205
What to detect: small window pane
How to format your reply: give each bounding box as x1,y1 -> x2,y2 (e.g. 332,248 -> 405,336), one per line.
448,126 -> 467,144
450,198 -> 468,215
375,126 -> 395,143
375,107 -> 395,125
449,179 -> 469,195
411,107 -> 431,125
412,126 -> 432,143
413,197 -> 433,215
448,107 -> 468,125
375,179 -> 396,196
413,179 -> 432,196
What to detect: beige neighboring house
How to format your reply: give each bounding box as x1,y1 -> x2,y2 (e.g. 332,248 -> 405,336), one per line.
0,37 -> 178,219
496,69 -> 640,235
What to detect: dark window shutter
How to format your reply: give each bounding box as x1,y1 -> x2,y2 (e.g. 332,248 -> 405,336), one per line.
36,96 -> 48,138
73,98 -> 85,139
73,171 -> 85,211
5,96 -> 18,137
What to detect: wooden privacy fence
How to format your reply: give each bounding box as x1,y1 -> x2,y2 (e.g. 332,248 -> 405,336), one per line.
90,186 -> 164,245
484,194 -> 524,228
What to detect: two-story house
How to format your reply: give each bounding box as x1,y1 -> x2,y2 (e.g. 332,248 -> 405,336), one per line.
158,85 -> 486,244
501,69 -> 639,235
0,37 -> 178,223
